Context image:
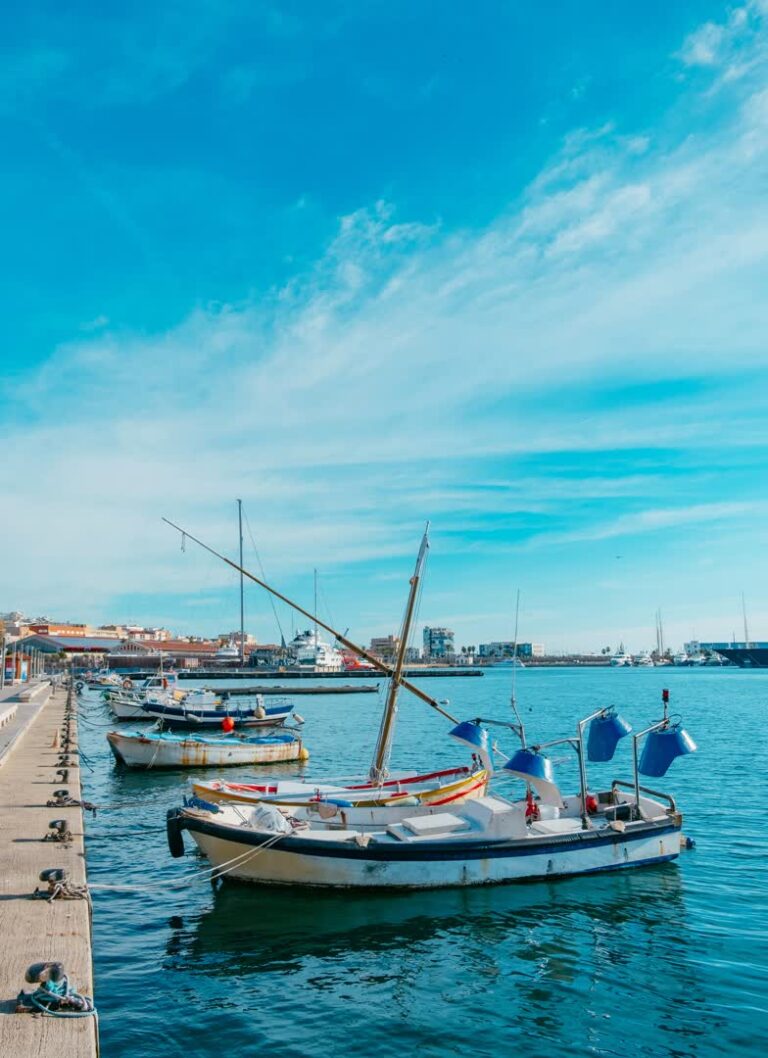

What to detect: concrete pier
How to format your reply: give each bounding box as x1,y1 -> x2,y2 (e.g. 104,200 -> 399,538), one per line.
0,681 -> 98,1056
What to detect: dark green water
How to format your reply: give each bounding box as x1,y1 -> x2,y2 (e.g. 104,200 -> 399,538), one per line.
78,668 -> 767,1057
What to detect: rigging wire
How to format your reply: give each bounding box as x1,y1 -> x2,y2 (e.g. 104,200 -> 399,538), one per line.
242,507 -> 287,646
316,572 -> 336,635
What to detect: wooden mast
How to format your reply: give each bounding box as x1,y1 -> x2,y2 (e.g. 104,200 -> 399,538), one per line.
162,517 -> 458,723
370,524 -> 429,782
238,499 -> 245,668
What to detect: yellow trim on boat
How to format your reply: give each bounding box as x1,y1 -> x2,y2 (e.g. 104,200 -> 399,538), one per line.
191,769 -> 488,808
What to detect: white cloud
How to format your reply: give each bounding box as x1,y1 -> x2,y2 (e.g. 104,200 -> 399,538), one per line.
680,21 -> 726,66
3,8 -> 768,641
678,1 -> 768,84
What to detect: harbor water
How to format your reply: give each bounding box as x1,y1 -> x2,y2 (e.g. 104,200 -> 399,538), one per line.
79,668 -> 767,1057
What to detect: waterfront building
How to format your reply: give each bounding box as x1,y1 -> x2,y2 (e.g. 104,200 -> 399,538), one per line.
422,626 -> 455,659
479,641 -> 544,659
369,635 -> 400,661
29,621 -> 92,638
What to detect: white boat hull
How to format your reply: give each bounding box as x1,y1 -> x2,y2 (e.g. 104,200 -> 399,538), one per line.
110,698 -> 152,720
178,813 -> 681,889
185,821 -> 681,888
107,731 -> 306,768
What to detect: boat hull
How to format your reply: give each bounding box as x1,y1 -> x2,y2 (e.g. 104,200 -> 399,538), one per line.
110,697 -> 152,720
192,767 -> 488,810
142,702 -> 293,728
107,731 -> 306,768
180,815 -> 681,889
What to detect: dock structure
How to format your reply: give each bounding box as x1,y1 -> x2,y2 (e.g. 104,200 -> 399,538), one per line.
0,680 -> 98,1056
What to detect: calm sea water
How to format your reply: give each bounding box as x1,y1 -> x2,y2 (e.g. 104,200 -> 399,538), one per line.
78,668 -> 768,1057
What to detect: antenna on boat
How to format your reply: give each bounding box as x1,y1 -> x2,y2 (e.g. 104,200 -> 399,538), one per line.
162,516 -> 458,723
510,589 -> 526,749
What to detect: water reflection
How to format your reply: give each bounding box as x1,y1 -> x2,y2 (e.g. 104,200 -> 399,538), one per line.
156,864 -> 726,1056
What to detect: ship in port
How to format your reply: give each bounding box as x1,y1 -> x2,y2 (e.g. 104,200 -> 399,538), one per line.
704,642 -> 768,668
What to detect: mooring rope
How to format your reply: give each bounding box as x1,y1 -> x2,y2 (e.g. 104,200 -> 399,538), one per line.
88,832 -> 284,893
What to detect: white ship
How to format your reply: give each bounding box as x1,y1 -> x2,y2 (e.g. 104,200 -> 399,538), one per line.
610,644 -> 633,667
290,629 -> 344,671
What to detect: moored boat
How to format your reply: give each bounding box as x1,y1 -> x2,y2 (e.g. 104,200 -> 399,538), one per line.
141,697 -> 294,728
107,728 -> 308,768
191,763 -> 488,812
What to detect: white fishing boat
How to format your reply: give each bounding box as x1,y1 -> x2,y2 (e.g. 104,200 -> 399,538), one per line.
76,670 -> 124,691
108,728 -> 308,769
108,686 -> 264,721
104,672 -> 178,710
168,691 -> 697,888
191,763 -> 488,814
141,696 -> 294,728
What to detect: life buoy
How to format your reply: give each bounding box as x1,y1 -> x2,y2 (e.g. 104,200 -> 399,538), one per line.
122,678 -> 134,690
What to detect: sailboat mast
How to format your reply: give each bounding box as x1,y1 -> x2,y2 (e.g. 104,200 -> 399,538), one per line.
370,525 -> 429,782
742,593 -> 750,648
238,499 -> 245,668
314,568 -> 318,665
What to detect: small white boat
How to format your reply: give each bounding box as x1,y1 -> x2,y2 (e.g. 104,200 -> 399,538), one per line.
142,696 -> 293,728
107,728 -> 308,769
109,687 -> 257,721
191,764 -> 488,814
633,651 -> 655,667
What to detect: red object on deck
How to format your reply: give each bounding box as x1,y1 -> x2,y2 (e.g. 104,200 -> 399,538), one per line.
221,716 -> 235,733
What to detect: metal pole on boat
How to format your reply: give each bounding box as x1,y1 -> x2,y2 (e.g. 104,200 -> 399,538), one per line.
238,499 -> 245,669
632,702 -> 669,821
576,708 -> 605,829
162,517 -> 459,723
510,589 -> 526,748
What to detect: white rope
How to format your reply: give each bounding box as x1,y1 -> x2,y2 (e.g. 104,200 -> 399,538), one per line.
88,831 -> 284,893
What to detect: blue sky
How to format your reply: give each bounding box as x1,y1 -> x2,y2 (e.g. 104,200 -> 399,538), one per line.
2,1 -> 768,652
